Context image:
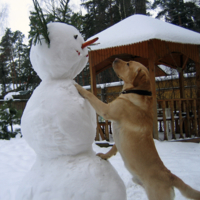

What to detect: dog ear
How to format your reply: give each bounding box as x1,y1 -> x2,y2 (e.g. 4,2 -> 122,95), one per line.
132,68 -> 142,86
133,68 -> 150,88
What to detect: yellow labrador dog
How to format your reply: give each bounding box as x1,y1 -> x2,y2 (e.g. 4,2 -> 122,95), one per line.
75,58 -> 200,200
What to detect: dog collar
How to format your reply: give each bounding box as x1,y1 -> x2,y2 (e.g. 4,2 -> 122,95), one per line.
121,89 -> 152,96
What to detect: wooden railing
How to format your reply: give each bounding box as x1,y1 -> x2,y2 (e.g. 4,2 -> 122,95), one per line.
95,99 -> 199,141
96,119 -> 112,141
157,99 -> 199,140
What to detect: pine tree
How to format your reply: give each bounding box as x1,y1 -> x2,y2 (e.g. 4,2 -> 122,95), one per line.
0,99 -> 22,140
30,0 -> 50,46
135,0 -> 146,14
152,0 -> 200,32
29,0 -> 74,46
20,43 -> 41,91
0,28 -> 14,95
0,29 -> 36,94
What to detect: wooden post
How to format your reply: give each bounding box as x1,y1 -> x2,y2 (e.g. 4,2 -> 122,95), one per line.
185,100 -> 191,137
89,52 -> 97,95
105,120 -> 109,141
195,60 -> 200,136
179,71 -> 185,98
89,52 -> 100,140
192,99 -> 198,136
170,100 -> 176,139
162,101 -> 168,140
178,100 -> 184,138
148,41 -> 158,139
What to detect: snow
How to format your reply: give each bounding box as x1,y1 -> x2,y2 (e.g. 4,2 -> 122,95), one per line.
4,92 -> 20,101
83,81 -> 124,90
87,14 -> 200,51
17,22 -> 126,199
0,138 -> 200,200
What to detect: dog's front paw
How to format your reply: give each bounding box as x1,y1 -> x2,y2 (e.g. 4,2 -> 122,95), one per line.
96,153 -> 110,160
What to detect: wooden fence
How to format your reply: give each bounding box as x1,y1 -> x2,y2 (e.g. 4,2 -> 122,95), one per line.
0,95 -> 29,111
157,99 -> 199,140
96,98 -> 199,141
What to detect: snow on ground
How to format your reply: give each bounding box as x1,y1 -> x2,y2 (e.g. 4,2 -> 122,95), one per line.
0,138 -> 200,200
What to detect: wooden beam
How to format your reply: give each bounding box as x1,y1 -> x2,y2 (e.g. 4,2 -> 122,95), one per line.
179,55 -> 187,99
182,56 -> 189,71
195,59 -> 200,136
89,52 -> 100,140
148,41 -> 158,139
179,71 -> 185,98
89,54 -> 97,95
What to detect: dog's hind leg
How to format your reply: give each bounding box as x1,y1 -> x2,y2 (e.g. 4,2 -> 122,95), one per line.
146,186 -> 175,200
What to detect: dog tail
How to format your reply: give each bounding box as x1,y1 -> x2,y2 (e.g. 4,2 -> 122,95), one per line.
172,173 -> 200,199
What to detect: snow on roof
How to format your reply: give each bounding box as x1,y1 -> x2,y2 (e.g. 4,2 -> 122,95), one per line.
88,14 -> 200,51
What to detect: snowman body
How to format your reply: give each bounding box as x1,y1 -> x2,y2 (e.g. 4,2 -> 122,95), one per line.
16,22 -> 126,200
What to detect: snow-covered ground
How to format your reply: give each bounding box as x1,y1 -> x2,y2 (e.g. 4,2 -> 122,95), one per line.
0,138 -> 200,200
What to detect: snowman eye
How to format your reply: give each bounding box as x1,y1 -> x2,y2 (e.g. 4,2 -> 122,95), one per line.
74,35 -> 78,39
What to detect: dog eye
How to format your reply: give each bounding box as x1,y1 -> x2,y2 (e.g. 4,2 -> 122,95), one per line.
127,63 -> 129,66
74,35 -> 78,39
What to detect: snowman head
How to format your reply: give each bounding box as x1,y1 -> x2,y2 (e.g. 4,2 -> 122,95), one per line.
30,22 -> 97,80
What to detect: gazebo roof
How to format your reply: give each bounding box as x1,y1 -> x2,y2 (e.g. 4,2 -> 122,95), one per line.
88,14 -> 200,51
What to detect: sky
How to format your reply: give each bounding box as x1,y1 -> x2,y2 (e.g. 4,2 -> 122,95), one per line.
0,0 -> 83,39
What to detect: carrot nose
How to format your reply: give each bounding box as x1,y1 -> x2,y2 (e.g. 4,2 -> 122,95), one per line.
81,37 -> 98,49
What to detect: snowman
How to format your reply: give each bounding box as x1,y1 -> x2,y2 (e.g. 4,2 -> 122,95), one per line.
16,22 -> 126,200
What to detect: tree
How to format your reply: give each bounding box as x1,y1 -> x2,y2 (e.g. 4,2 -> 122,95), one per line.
0,28 -> 39,94
0,28 -> 37,95
135,0 -> 146,14
0,99 -> 22,140
0,54 -> 10,95
152,0 -> 200,32
19,42 -> 41,91
80,0 -> 136,38
0,28 -> 14,95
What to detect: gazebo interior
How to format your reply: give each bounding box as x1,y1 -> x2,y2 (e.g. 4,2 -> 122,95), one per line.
87,15 -> 200,141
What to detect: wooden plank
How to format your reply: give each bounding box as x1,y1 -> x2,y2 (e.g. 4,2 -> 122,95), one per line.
192,99 -> 198,137
195,61 -> 200,136
127,44 -> 131,56
105,120 -> 109,141
170,100 -> 176,139
185,100 -> 191,137
179,71 -> 185,98
182,56 -> 189,71
162,101 -> 168,140
142,41 -> 146,58
148,41 -> 158,139
178,100 -> 184,138
98,123 -> 105,140
95,120 -> 100,141
143,41 -> 148,59
132,43 -> 136,56
139,42 -> 143,58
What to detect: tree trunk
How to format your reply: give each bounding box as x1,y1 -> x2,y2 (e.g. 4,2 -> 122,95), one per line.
135,0 -> 146,15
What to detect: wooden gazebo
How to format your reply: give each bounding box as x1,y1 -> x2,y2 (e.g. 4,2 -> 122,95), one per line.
87,14 -> 200,140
